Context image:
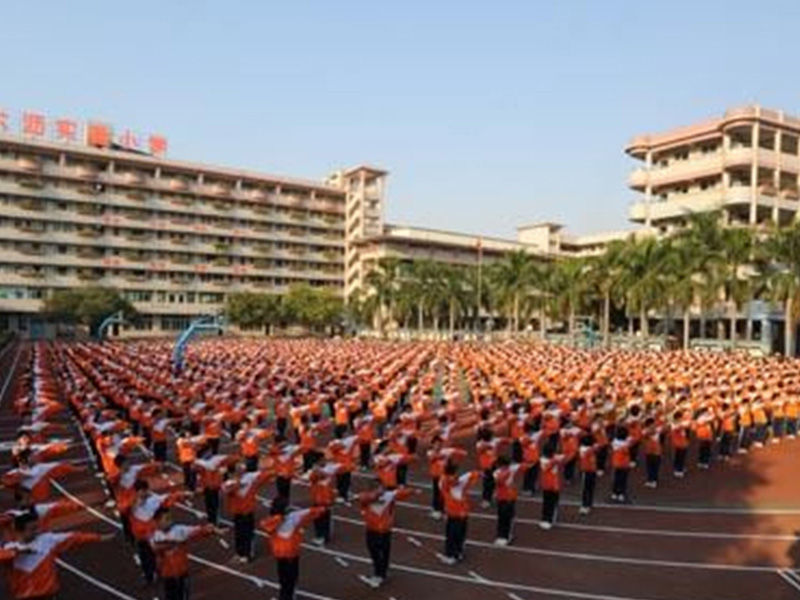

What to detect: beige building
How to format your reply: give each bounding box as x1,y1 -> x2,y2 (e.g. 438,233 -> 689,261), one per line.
0,132 -> 387,337
627,105 -> 800,232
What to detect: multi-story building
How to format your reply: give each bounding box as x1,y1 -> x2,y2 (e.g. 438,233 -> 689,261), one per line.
0,131 -> 369,337
627,105 -> 800,232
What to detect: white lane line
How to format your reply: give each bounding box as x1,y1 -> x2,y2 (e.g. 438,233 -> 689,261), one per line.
777,569 -> 800,594
391,500 -> 800,542
350,471 -> 800,515
56,558 -> 141,600
288,480 -> 800,542
0,343 -> 22,407
327,514 -> 795,574
53,482 -> 344,600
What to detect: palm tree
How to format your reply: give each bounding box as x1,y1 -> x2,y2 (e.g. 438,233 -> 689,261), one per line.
623,236 -> 666,338
488,250 -> 536,332
719,226 -> 755,346
587,239 -> 628,347
363,257 -> 403,336
550,257 -> 588,343
760,223 -> 800,356
440,265 -> 469,337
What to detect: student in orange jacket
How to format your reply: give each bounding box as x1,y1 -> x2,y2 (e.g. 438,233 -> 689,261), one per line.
358,485 -> 418,588
578,434 -> 599,515
610,428 -> 633,503
176,429 -> 204,491
437,464 -> 481,565
150,506 -> 219,600
130,481 -> 191,585
1,461 -> 85,503
222,462 -> 274,563
0,510 -> 114,600
426,437 -> 467,520
493,456 -> 523,544
307,458 -> 343,545
538,442 -> 565,529
642,417 -> 663,488
259,498 -> 325,600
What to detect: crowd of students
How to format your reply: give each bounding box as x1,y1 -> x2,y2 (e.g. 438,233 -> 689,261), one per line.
1,339 -> 799,600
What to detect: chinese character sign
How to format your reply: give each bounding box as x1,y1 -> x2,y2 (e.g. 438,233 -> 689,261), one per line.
21,111 -> 46,137
86,122 -> 112,148
0,106 -> 167,156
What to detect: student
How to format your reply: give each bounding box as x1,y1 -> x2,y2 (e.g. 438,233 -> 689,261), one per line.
223,462 -> 274,563
694,409 -> 714,470
578,434 -> 598,515
194,453 -> 236,526
307,458 -> 342,545
538,442 -> 564,529
150,507 -> 218,600
259,498 -> 325,600
610,428 -> 633,502
130,481 -> 190,585
520,425 -> 542,496
493,456 -> 523,544
427,438 -> 467,520
0,511 -> 114,600
670,412 -> 690,478
642,417 -> 662,488
112,460 -> 160,547
437,464 -> 480,565
476,433 -> 507,508
273,444 -> 302,503
176,430 -> 202,491
358,485 -> 417,588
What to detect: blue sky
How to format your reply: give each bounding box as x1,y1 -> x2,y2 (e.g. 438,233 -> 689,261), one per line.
3,1 -> 799,235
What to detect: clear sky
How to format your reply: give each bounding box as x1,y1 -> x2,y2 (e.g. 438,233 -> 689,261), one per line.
3,1 -> 799,236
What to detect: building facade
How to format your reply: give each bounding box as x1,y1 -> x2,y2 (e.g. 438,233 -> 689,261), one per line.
0,132 -> 369,337
627,105 -> 800,232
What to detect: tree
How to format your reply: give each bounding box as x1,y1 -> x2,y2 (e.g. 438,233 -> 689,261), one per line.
42,286 -> 136,337
587,239 -> 628,347
719,226 -> 755,346
488,250 -> 537,332
282,284 -> 344,332
225,292 -> 281,334
362,257 -> 403,336
760,224 -> 800,356
440,265 -> 470,337
622,236 -> 667,338
549,257 -> 588,343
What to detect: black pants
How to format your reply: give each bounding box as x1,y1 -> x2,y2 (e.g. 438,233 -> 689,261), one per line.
245,455 -> 259,472
719,432 -> 733,457
277,476 -> 292,502
541,490 -> 559,524
444,517 -> 468,559
336,472 -> 351,501
182,462 -> 197,492
204,488 -> 220,525
482,468 -> 495,503
564,458 -> 577,483
431,477 -> 443,512
612,468 -> 629,498
120,511 -> 134,546
276,418 -> 288,440
511,439 -> 523,463
334,423 -> 347,439
276,557 -> 299,600
313,507 -> 331,542
596,445 -> 609,472
207,437 -> 220,455
164,575 -> 188,600
698,440 -> 712,466
645,454 -> 661,483
739,426 -> 752,450
359,442 -> 371,469
581,471 -> 596,508
366,530 -> 392,579
397,463 -> 408,486
674,448 -> 687,474
496,500 -> 515,540
523,463 -> 539,495
234,512 -> 255,559
302,451 -> 318,472
137,538 -> 157,583
153,440 -> 167,462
